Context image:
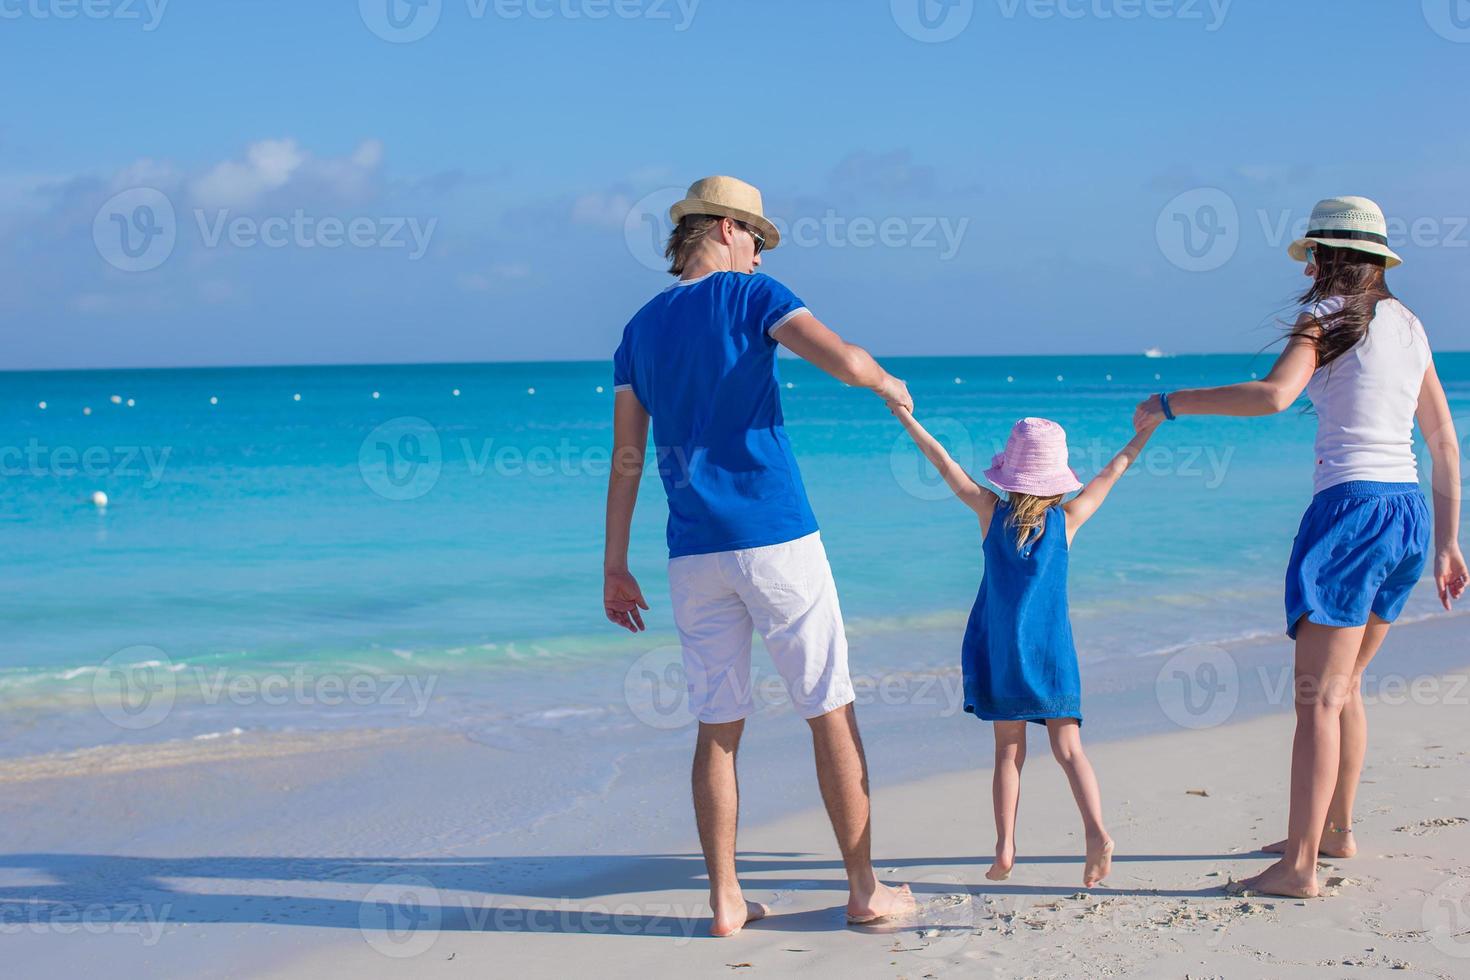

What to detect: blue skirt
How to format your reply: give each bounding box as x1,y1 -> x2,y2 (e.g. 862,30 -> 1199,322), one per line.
1284,481 -> 1430,639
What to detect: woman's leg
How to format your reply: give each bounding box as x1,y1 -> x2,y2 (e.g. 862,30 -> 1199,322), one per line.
1045,718 -> 1112,887
1241,619 -> 1365,898
1263,615 -> 1390,858
988,721 -> 1027,880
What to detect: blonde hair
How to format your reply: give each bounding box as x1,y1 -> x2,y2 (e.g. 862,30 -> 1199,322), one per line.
1004,492 -> 1065,551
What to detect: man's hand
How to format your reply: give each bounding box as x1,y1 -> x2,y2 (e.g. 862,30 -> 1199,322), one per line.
604,568 -> 650,632
876,374 -> 913,414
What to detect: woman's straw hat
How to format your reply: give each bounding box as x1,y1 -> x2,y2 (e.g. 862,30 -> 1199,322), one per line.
669,176 -> 780,249
984,418 -> 1084,496
1288,196 -> 1402,268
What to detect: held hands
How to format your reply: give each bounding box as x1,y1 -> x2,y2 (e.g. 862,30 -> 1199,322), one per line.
603,568 -> 649,632
1435,544 -> 1469,611
876,374 -> 913,414
1133,395 -> 1166,434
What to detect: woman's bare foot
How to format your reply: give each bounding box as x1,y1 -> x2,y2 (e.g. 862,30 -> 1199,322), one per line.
846,881 -> 914,925
986,842 -> 1016,881
709,892 -> 768,938
1083,837 -> 1113,888
1226,858 -> 1320,899
1262,828 -> 1356,859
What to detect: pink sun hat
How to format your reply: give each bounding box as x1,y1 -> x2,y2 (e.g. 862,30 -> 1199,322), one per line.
984,417 -> 1084,496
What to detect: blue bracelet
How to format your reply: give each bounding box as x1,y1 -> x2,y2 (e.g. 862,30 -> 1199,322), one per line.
1159,391 -> 1176,421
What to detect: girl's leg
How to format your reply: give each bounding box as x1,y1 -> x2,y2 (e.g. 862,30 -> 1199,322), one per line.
1265,615 -> 1389,858
1045,718 -> 1112,887
1241,619 -> 1366,898
988,721 -> 1028,881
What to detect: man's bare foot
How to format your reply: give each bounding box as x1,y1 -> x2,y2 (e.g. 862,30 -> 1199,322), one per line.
1083,837 -> 1113,888
1263,829 -> 1356,859
709,892 -> 768,938
846,881 -> 914,925
986,842 -> 1016,881
1226,858 -> 1320,899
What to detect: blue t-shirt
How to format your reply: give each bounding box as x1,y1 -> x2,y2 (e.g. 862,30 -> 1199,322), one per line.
613,271 -> 819,559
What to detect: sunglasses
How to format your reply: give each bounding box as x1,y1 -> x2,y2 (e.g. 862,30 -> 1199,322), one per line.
740,222 -> 765,256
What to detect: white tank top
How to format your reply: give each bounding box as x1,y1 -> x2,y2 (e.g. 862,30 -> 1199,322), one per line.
1305,297 -> 1431,495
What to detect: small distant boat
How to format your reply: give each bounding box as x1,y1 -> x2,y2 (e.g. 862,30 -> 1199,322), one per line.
1143,347 -> 1171,359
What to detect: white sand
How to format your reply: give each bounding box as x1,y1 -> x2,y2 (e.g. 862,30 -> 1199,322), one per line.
3,616 -> 1468,979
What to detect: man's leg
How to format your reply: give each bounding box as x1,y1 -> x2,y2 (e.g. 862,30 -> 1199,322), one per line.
807,704 -> 912,920
693,719 -> 766,936
668,552 -> 764,937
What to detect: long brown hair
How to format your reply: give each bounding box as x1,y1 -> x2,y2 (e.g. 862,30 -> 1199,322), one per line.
1287,244 -> 1394,368
1004,492 -> 1064,551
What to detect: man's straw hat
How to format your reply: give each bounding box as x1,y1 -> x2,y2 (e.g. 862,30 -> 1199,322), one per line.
669,176 -> 780,249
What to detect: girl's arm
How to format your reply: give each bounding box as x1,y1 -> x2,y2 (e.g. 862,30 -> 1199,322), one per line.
1416,358 -> 1468,609
1133,316 -> 1318,428
892,406 -> 999,525
1062,422 -> 1159,543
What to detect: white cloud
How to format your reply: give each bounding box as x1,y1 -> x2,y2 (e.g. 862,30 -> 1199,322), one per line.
187,138 -> 385,210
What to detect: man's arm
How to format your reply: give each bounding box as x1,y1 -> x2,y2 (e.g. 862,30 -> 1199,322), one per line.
604,389 -> 651,632
773,311 -> 912,411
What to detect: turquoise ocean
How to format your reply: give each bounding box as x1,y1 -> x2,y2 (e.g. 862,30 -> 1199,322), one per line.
3,354 -> 1466,758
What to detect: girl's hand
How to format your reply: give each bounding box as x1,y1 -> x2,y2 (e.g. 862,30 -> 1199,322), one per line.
1133,395 -> 1166,433
1435,544 -> 1469,610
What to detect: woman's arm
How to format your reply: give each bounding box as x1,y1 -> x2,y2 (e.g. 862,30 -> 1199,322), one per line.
1415,358 -> 1468,609
603,390 -> 651,632
1134,316 -> 1318,428
1062,422 -> 1158,542
892,406 -> 999,523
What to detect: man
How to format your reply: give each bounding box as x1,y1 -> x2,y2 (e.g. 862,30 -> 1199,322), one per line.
603,175 -> 913,936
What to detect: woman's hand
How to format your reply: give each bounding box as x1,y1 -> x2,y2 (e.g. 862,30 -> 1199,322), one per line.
1133,395 -> 1166,433
604,568 -> 649,632
1435,544 -> 1469,610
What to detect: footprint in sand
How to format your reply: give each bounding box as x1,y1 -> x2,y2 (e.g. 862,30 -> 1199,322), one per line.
1392,817 -> 1468,837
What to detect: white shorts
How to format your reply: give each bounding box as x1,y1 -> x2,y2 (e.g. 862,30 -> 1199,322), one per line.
668,531 -> 855,724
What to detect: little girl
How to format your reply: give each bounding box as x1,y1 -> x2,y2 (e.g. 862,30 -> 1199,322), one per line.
894,409 -> 1158,887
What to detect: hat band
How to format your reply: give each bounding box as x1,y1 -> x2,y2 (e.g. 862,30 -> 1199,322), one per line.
1306,228 -> 1388,246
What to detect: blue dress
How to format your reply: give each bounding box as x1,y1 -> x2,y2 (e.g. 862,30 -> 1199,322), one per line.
961,500 -> 1083,724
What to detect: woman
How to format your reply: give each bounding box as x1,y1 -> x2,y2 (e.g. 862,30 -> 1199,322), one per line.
1134,195 -> 1467,898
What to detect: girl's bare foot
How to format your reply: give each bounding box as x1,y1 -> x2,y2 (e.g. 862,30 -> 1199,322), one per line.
1226,858 -> 1320,899
986,842 -> 1016,881
1262,828 -> 1356,858
1083,837 -> 1113,888
846,882 -> 914,925
710,892 -> 768,938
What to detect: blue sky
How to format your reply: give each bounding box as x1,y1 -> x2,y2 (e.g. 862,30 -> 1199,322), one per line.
2,0 -> 1468,369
